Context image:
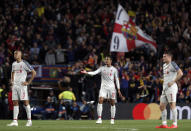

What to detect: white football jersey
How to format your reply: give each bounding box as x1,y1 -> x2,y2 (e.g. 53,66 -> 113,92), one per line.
12,60 -> 34,85
87,65 -> 120,90
163,61 -> 179,89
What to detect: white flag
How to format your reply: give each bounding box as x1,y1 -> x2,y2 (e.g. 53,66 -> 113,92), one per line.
110,4 -> 157,52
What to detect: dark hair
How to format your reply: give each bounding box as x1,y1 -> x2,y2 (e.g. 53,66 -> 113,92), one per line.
105,55 -> 112,60
163,50 -> 173,57
14,50 -> 22,53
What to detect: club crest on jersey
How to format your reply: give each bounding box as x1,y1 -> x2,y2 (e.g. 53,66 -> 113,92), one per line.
164,66 -> 170,74
20,65 -> 23,73
121,21 -> 138,40
110,70 -> 112,76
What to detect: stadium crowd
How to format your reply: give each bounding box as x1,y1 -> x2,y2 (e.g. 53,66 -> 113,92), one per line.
0,0 -> 191,119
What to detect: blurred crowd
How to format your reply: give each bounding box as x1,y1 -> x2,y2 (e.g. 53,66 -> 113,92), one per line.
0,0 -> 191,119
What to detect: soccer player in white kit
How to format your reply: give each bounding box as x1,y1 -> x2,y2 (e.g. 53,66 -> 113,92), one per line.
156,51 -> 183,129
7,51 -> 36,127
81,56 -> 124,124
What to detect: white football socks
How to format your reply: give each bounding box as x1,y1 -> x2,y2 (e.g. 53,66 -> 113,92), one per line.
13,106 -> 19,121
97,103 -> 103,118
24,105 -> 32,121
162,109 -> 167,125
111,105 -> 116,119
172,108 -> 177,126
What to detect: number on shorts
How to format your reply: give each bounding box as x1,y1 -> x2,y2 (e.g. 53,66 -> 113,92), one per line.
112,93 -> 115,99
22,92 -> 25,99
170,94 -> 173,101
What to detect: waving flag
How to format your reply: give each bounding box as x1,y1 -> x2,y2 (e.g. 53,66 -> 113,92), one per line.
110,4 -> 157,52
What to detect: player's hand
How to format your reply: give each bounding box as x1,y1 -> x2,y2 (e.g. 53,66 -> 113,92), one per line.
118,89 -> 125,101
22,81 -> 29,86
81,70 -> 87,74
168,81 -> 174,87
9,80 -> 13,86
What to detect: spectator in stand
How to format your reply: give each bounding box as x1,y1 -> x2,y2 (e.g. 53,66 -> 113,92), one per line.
0,46 -> 5,65
42,96 -> 57,120
134,94 -> 142,103
185,85 -> 191,103
57,100 -> 67,120
55,44 -> 65,64
79,100 -> 91,120
58,87 -> 76,119
128,76 -> 138,102
120,70 -> 129,100
178,92 -> 186,103
1,62 -> 11,88
29,42 -> 40,61
39,44 -> 49,64
138,85 -> 149,103
71,102 -> 80,120
49,90 -> 58,105
152,78 -> 163,102
45,49 -> 56,65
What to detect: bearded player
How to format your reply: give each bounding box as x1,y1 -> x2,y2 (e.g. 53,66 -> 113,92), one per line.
7,50 -> 36,127
81,56 -> 124,124
156,51 -> 183,128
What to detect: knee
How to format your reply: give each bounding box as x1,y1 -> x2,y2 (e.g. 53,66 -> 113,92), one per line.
98,98 -> 104,104
23,101 -> 29,106
98,101 -> 103,104
170,104 -> 176,110
110,100 -> 115,106
13,101 -> 19,106
160,105 -> 166,111
23,103 -> 29,106
111,103 -> 115,106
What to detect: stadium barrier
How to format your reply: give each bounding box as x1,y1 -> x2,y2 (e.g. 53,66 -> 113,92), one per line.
99,103 -> 191,120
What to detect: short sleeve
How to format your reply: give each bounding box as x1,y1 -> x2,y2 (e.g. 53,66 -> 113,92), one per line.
23,60 -> 34,72
171,62 -> 179,71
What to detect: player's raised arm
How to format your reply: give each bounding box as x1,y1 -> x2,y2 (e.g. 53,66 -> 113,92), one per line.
81,67 -> 101,76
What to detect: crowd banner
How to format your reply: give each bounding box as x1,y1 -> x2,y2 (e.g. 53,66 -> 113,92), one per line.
31,65 -> 71,82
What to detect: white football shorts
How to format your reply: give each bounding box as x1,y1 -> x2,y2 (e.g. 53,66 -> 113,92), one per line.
99,87 -> 116,100
160,83 -> 178,104
12,84 -> 29,100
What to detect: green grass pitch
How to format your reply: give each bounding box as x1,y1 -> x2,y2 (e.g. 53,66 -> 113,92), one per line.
0,120 -> 191,131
